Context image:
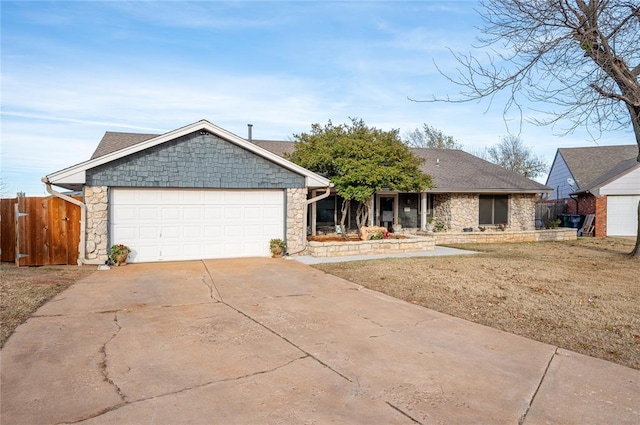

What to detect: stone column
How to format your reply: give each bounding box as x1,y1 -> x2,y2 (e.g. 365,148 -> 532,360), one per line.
84,186 -> 109,262
286,188 -> 307,253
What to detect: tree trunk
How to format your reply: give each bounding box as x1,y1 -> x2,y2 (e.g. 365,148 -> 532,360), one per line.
631,199 -> 640,258
628,105 -> 640,259
339,199 -> 349,236
355,201 -> 370,230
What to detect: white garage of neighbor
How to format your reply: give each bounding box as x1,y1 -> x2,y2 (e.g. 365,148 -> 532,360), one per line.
606,195 -> 640,237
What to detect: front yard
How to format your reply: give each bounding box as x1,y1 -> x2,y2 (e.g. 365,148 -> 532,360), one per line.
314,237 -> 640,370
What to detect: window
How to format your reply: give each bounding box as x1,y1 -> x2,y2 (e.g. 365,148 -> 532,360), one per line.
479,195 -> 509,225
316,196 -> 336,227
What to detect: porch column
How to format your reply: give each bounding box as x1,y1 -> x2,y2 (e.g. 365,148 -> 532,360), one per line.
369,196 -> 374,226
421,192 -> 427,231
311,190 -> 317,236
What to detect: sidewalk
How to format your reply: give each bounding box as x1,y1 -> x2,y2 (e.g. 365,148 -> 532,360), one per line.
293,245 -> 478,264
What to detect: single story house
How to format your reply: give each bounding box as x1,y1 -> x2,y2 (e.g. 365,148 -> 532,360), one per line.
545,145 -> 640,237
45,120 -> 552,264
252,141 -> 552,234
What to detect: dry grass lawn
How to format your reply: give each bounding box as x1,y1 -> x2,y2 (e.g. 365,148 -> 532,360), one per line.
0,263 -> 95,348
313,237 -> 640,370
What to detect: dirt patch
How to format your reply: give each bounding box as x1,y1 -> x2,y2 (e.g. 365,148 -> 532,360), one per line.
313,237 -> 640,370
0,263 -> 96,347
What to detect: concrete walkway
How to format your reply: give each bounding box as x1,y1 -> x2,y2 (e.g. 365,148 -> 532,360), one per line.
1,258 -> 638,424
293,245 -> 478,264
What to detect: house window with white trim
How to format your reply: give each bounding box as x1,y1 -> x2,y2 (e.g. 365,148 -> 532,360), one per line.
479,195 -> 509,225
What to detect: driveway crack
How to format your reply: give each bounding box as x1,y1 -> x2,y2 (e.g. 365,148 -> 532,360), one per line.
385,401 -> 423,424
518,347 -> 558,425
99,311 -> 127,403
202,261 -> 223,301
226,302 -> 354,383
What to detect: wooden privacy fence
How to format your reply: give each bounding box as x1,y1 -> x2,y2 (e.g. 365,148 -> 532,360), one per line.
0,196 -> 81,266
535,201 -> 567,227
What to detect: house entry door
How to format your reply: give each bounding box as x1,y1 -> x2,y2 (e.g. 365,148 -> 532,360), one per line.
379,196 -> 395,230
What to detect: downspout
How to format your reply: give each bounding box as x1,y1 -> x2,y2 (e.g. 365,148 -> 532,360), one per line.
287,186 -> 332,256
569,193 -> 579,215
41,178 -> 104,266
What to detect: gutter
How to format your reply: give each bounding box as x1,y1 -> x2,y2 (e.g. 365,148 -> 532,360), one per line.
287,186 -> 332,256
41,178 -> 104,266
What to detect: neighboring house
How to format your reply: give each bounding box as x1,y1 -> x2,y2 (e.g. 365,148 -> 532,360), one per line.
252,141 -> 552,234
546,145 -> 640,237
43,120 -> 331,263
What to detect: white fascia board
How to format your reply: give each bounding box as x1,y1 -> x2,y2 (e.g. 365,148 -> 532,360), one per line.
45,119 -> 331,189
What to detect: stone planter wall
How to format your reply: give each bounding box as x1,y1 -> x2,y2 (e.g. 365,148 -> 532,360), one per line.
308,235 -> 435,258
431,228 -> 577,245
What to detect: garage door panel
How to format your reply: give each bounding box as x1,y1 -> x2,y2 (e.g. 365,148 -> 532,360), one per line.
138,190 -> 162,204
263,206 -> 282,220
607,196 -> 639,236
112,207 -> 138,222
113,225 -> 139,239
138,208 -> 159,221
204,225 -> 224,237
162,226 -> 181,240
160,190 -> 182,203
204,207 -> 223,220
138,227 -> 159,239
162,208 -> 181,221
110,189 -> 284,262
183,207 -> 202,220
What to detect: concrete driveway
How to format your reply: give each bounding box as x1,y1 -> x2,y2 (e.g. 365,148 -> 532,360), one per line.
1,258 -> 638,424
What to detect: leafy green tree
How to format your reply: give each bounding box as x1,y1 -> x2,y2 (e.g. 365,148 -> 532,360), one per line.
485,135 -> 548,179
403,124 -> 463,149
288,118 -> 433,229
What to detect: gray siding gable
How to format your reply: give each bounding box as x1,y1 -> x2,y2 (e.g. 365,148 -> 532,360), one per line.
86,131 -> 305,189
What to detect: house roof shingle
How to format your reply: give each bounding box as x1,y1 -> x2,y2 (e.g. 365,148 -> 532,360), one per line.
89,133 -> 551,193
410,148 -> 549,193
558,145 -> 638,192
252,141 -> 550,193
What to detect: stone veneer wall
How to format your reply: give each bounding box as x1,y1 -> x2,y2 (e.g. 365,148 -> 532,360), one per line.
286,188 -> 307,253
84,185 -> 109,262
510,194 -> 537,231
433,194 -> 452,229
434,193 -> 538,232
308,236 -> 435,257
448,194 -> 478,232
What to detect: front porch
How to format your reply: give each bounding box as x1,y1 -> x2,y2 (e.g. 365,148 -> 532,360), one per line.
307,190 -> 539,235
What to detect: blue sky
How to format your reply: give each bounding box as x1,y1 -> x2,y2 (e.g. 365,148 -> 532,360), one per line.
1,1 -> 634,195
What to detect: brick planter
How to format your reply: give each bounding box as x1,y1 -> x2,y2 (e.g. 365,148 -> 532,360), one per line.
308,235 -> 435,258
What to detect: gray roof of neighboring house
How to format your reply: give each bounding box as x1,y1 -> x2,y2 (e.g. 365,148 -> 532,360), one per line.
252,141 -> 550,193
89,133 -> 551,193
558,145 -> 638,192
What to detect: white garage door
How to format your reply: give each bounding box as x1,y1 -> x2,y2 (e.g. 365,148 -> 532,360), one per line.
607,195 -> 640,237
110,189 -> 284,262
